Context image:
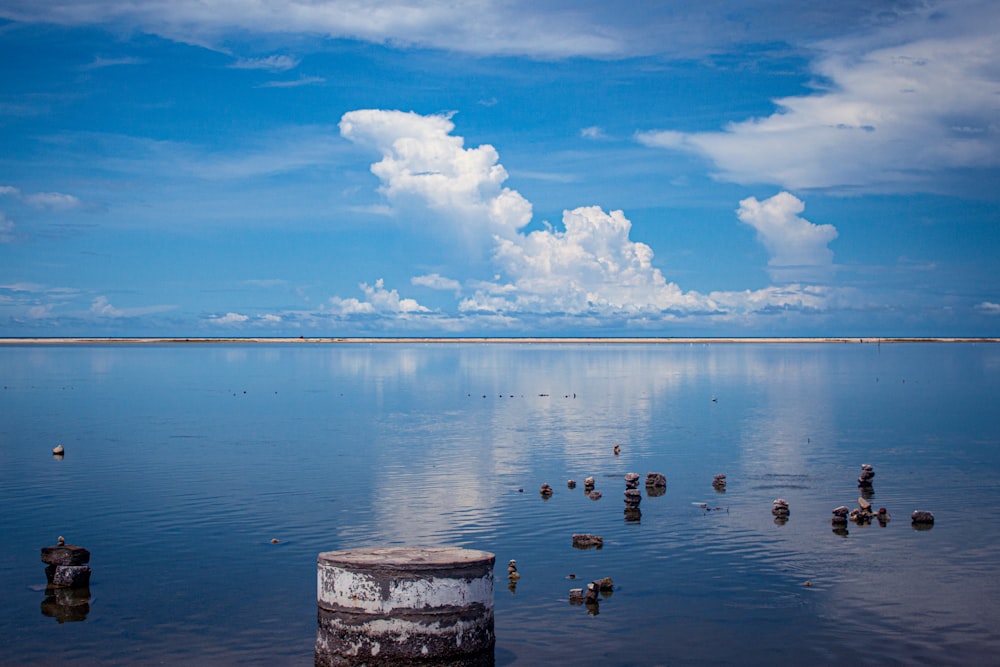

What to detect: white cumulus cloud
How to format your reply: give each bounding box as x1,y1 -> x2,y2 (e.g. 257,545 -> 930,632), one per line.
737,192 -> 838,283
340,109 -> 532,249
328,279 -> 429,317
339,109 -> 721,320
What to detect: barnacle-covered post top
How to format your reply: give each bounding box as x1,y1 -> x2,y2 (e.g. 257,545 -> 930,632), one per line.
315,546 -> 495,666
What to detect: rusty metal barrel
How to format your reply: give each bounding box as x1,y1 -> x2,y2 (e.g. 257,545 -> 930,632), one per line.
315,546 -> 495,666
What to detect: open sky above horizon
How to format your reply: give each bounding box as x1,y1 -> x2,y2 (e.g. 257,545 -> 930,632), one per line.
1,0 -> 998,337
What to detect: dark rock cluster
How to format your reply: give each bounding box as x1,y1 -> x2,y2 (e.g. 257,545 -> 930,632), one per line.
40,538 -> 91,623
858,463 -> 875,489
772,498 -> 790,522
712,474 -> 727,492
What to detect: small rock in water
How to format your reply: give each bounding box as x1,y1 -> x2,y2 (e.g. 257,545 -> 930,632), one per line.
613,444 -> 621,456
52,444 -> 64,456
876,507 -> 891,526
588,490 -> 603,500
644,472 -> 666,488
540,483 -> 554,497
567,479 -> 577,489
572,534 -> 603,549
911,510 -> 935,525
624,472 -> 640,489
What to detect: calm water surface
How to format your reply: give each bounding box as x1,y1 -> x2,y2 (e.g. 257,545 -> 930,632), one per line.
1,342 -> 999,665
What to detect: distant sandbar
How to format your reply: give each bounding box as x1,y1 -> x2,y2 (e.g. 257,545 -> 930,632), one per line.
1,337 -> 997,345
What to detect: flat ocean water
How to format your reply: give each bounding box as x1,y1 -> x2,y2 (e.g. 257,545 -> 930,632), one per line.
1,342 -> 999,665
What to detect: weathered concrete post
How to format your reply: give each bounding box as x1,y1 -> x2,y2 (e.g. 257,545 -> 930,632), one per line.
315,546 -> 495,666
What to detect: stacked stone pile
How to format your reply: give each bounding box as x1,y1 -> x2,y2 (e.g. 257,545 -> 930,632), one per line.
712,474 -> 727,491
624,473 -> 640,489
858,464 -> 875,488
772,498 -> 790,520
831,505 -> 849,525
42,537 -> 91,589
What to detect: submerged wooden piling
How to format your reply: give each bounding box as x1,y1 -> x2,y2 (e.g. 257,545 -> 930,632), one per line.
315,546 -> 495,666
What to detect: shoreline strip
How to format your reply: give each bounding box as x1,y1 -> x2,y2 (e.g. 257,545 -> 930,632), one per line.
0,337 -> 997,345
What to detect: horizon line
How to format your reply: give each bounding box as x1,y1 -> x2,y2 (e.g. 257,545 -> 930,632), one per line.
1,336 -> 997,345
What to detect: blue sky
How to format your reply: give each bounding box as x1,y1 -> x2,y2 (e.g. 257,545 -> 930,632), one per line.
1,0 -> 998,337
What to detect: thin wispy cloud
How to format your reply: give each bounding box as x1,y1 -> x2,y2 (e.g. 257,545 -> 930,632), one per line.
229,55 -> 299,72
80,56 -> 145,70
257,75 -> 325,88
0,213 -> 15,243
0,0 -> 940,59
0,185 -> 82,210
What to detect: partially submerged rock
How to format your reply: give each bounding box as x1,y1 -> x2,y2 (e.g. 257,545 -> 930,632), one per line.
572,534 -> 603,549
41,541 -> 91,589
644,472 -> 666,488
911,510 -> 935,525
858,463 -> 875,487
831,506 -> 849,525
772,498 -> 790,518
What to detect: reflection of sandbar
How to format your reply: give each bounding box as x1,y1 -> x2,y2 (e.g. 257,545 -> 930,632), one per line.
0,337 -> 997,345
